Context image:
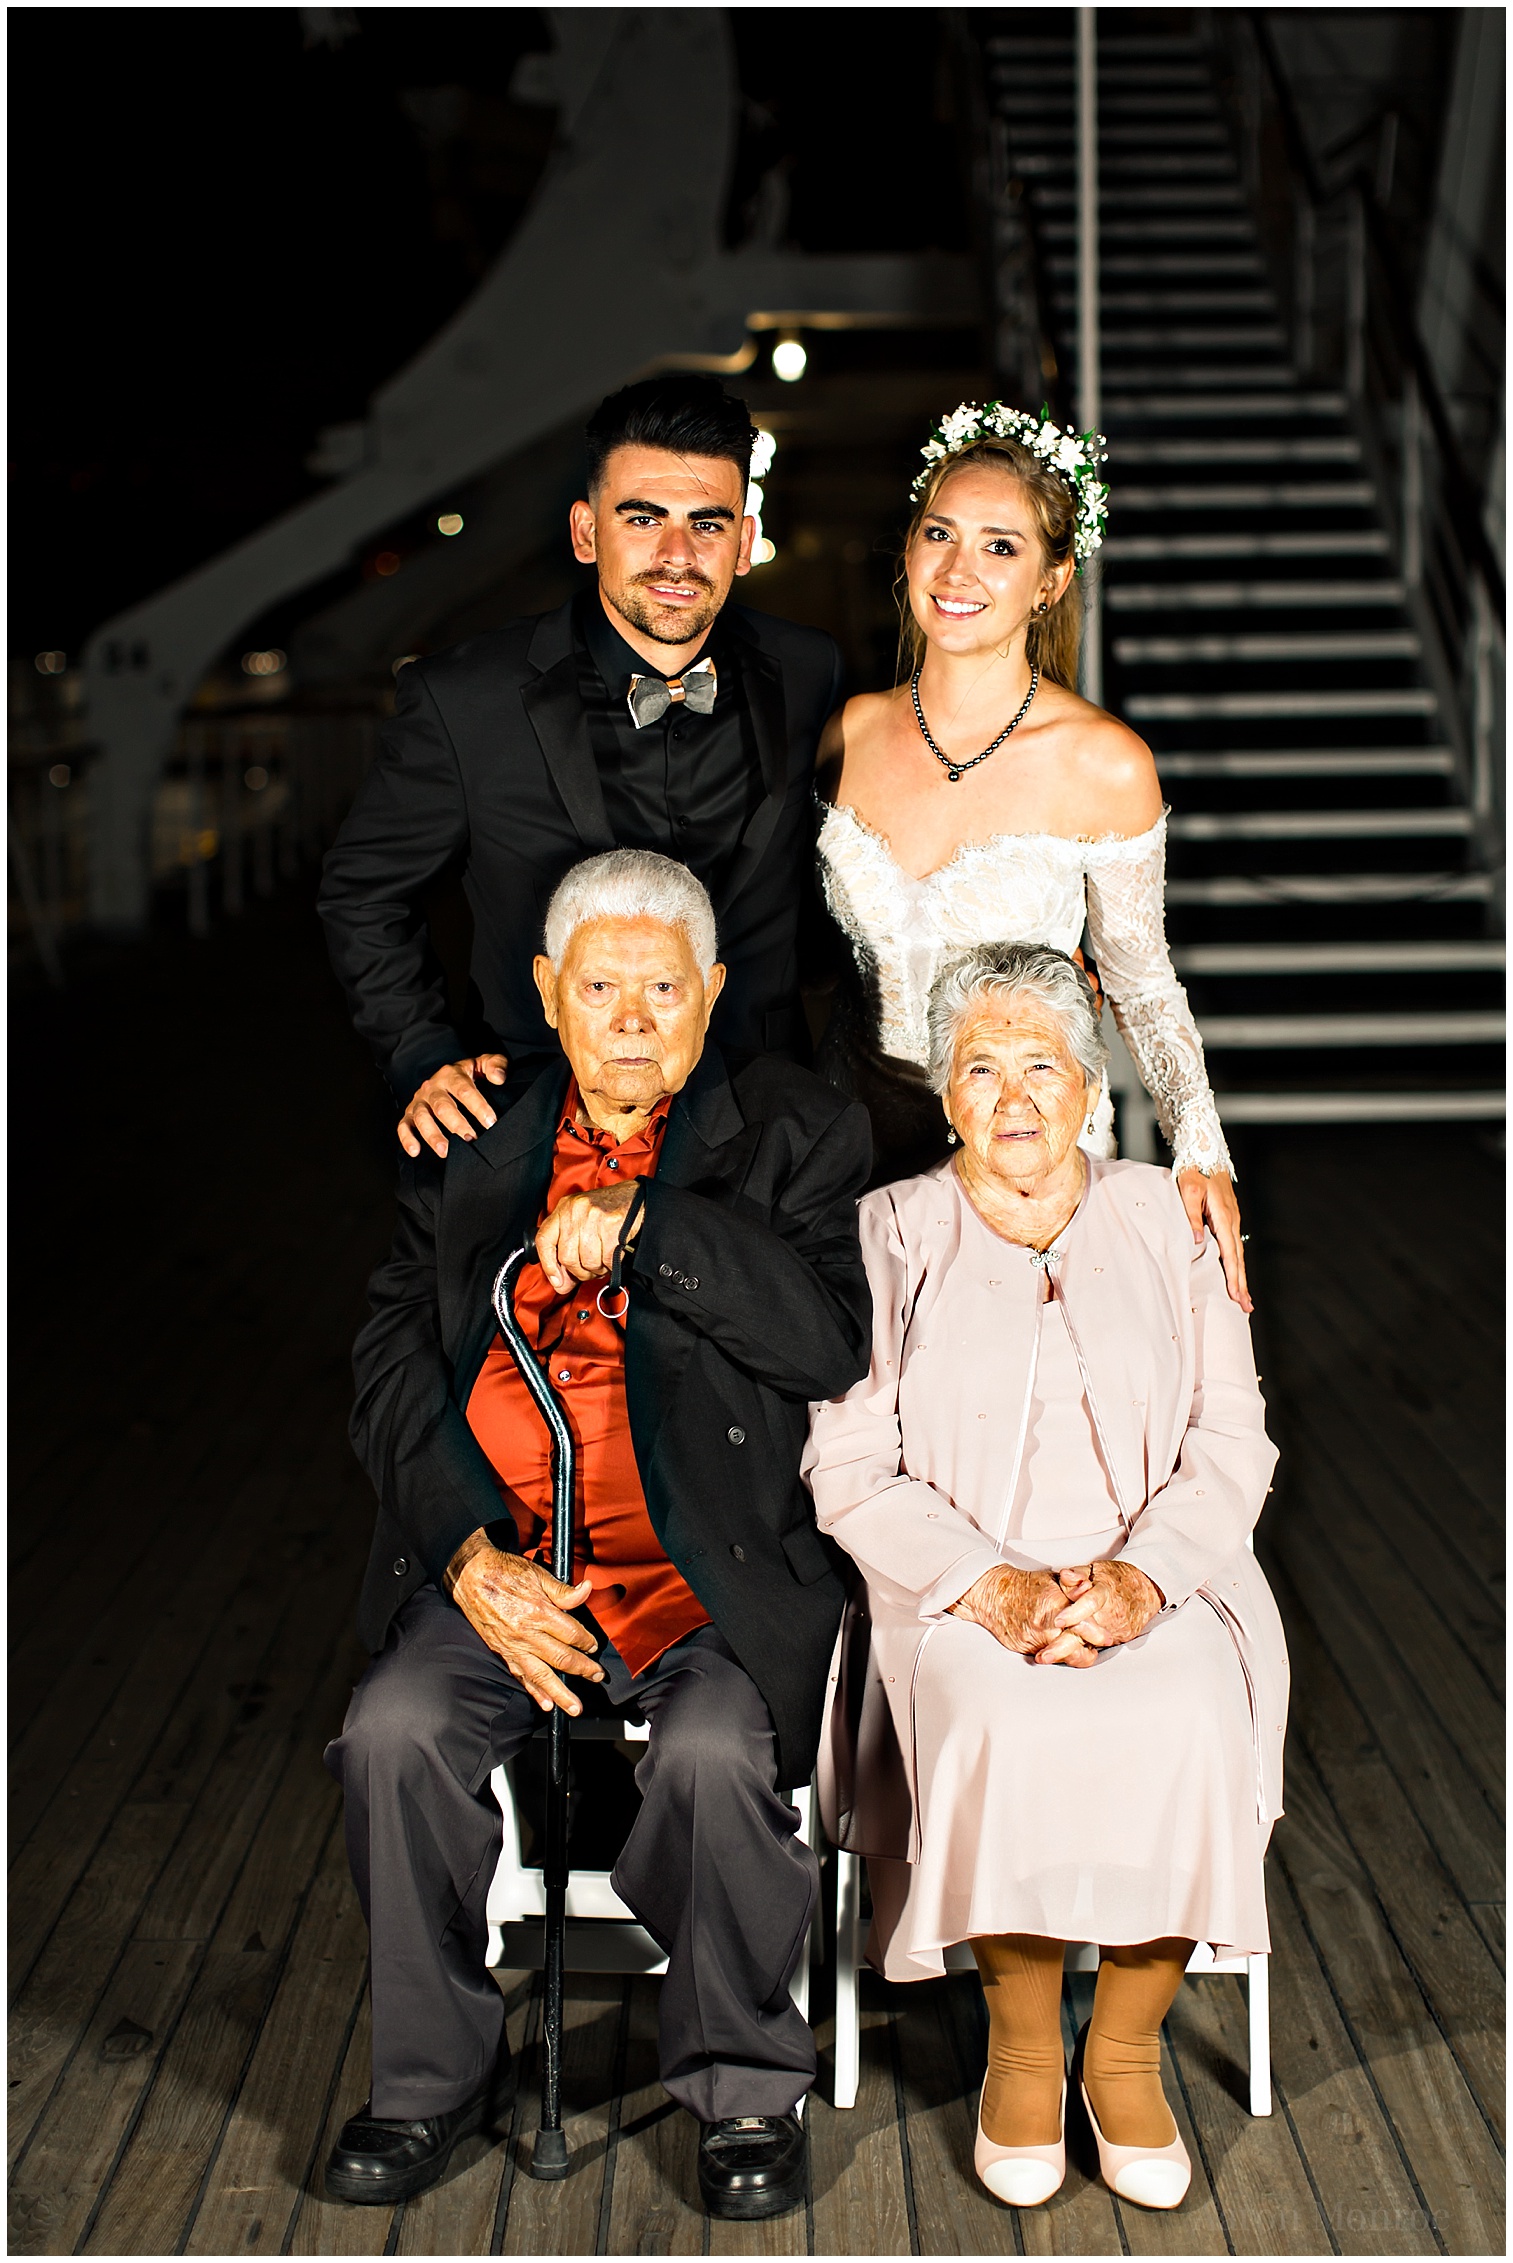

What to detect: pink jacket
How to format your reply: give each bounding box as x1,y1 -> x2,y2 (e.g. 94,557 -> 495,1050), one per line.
803,1155 -> 1288,1859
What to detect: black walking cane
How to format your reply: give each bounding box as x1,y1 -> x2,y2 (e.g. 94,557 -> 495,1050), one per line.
491,1243 -> 576,2181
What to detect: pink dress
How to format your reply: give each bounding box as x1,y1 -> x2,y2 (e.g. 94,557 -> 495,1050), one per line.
804,1156 -> 1286,1981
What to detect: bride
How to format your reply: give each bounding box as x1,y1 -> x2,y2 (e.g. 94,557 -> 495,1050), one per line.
815,402 -> 1249,1307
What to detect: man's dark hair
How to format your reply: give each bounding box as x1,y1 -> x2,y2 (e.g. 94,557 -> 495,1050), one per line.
584,374 -> 756,496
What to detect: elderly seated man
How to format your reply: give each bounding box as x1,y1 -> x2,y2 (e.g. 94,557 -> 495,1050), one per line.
325,848 -> 870,2220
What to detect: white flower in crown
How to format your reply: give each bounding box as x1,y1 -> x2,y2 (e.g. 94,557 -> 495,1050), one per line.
912,400 -> 1109,566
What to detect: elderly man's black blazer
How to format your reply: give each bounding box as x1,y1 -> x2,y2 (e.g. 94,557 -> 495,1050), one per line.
318,597 -> 843,1099
349,1043 -> 872,1788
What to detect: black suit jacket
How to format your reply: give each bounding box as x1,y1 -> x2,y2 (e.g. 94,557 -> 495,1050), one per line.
349,1042 -> 872,1788
318,598 -> 844,1099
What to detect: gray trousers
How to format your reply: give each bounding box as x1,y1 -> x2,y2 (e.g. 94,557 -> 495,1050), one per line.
326,1584 -> 818,2122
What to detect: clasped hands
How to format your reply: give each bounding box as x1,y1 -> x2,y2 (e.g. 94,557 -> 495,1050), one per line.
949,1557 -> 1164,1666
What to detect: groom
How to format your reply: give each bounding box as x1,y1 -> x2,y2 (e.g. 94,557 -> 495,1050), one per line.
319,374 -> 844,1157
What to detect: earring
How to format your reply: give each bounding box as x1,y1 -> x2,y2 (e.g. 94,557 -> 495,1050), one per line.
1036,600 -> 1051,614
946,1126 -> 958,1146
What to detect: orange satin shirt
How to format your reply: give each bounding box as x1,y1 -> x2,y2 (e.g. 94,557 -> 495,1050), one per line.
464,1082 -> 710,1676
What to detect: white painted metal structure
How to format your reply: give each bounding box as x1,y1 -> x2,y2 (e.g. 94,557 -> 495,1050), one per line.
80,8 -> 974,928
1076,6 -> 1103,709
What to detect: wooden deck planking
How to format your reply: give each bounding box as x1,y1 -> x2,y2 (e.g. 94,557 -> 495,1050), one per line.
7,903 -> 1503,2256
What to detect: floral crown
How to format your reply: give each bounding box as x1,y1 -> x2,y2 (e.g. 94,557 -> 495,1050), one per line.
913,401 -> 1109,565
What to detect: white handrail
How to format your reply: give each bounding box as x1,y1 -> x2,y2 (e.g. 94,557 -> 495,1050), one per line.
1077,6 -> 1103,709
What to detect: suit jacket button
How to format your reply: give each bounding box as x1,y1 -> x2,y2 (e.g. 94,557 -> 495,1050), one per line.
730,1543 -> 746,1562
687,1276 -> 699,1290
392,1556 -> 408,1577
659,1264 -> 673,1278
727,1426 -> 745,1445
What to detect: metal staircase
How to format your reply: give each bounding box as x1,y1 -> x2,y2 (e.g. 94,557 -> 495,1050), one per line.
984,16 -> 1504,1130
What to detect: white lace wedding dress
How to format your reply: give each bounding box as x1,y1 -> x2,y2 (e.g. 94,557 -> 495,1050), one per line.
816,800 -> 1232,1181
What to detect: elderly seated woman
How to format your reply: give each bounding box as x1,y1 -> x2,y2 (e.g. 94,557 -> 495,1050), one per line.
804,941 -> 1287,2213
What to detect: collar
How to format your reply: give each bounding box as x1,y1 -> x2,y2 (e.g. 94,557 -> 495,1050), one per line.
559,1075 -> 674,1151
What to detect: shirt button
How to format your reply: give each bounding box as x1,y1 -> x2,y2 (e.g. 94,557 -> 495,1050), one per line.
607,1158 -> 619,1170
577,1310 -> 590,1322
557,1368 -> 571,1383
730,1543 -> 746,1563
392,1556 -> 408,1576
727,1426 -> 745,1445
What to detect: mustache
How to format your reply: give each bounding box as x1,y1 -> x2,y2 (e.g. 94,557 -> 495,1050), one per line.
630,569 -> 715,595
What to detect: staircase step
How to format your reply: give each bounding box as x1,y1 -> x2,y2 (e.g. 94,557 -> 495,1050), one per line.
1115,631 -> 1419,663
1096,367 -> 1297,389
1044,220 -> 1254,243
1104,394 -> 1348,419
1059,292 -> 1277,314
1114,482 -> 1374,509
1051,255 -> 1267,277
1197,1011 -> 1503,1047
1098,333 -> 1290,355
1111,439 -> 1360,465
1128,689 -> 1436,719
1106,532 -> 1389,560
1035,188 -> 1246,211
1169,808 -> 1469,840
1215,1090 -> 1504,1123
1156,747 -> 1453,779
1167,871 -> 1493,904
1173,940 -> 1503,974
1111,581 -> 1403,611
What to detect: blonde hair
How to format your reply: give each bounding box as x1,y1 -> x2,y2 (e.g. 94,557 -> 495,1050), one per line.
898,436 -> 1082,690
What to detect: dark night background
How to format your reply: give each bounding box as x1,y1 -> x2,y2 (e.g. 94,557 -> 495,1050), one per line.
11,6 -> 969,661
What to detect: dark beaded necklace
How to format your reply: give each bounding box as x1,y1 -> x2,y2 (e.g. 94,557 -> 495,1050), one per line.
912,666 -> 1040,782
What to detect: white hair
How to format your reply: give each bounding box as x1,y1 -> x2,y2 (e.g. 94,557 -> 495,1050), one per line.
926,941 -> 1108,1093
542,848 -> 718,970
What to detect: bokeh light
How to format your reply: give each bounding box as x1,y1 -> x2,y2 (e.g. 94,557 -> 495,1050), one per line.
437,512 -> 464,537
241,649 -> 287,677
771,337 -> 807,383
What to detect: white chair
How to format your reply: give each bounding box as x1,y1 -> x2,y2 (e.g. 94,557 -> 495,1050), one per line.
486,1721 -> 813,2027
829,1846 -> 1271,2117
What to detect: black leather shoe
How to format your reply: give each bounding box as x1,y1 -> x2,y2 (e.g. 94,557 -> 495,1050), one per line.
697,2111 -> 807,2220
324,2069 -> 508,2206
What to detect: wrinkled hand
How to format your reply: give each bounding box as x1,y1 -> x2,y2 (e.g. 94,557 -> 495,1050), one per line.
399,1053 -> 509,1160
1178,1168 -> 1250,1311
949,1563 -> 1093,1663
1043,1558 -> 1164,1661
536,1179 -> 641,1296
446,1535 -> 604,1714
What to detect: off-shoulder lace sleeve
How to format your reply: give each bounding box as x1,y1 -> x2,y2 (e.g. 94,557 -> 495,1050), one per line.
1084,820 -> 1234,1180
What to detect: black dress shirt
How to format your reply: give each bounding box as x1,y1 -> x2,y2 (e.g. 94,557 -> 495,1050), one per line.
317,596 -> 845,1093
577,594 -> 765,905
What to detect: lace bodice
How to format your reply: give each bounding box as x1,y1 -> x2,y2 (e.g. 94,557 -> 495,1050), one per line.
816,801 -> 1232,1179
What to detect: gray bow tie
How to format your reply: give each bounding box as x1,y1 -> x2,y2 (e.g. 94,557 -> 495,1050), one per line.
626,657 -> 717,729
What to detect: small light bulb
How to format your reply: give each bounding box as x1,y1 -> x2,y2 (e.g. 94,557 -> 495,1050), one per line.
437,512 -> 463,537
771,338 -> 807,383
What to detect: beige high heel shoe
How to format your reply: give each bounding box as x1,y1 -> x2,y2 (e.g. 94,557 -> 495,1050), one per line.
1074,2022 -> 1191,2211
973,2076 -> 1067,2208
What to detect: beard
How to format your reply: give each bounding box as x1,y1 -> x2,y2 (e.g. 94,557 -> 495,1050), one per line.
604,569 -> 724,648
